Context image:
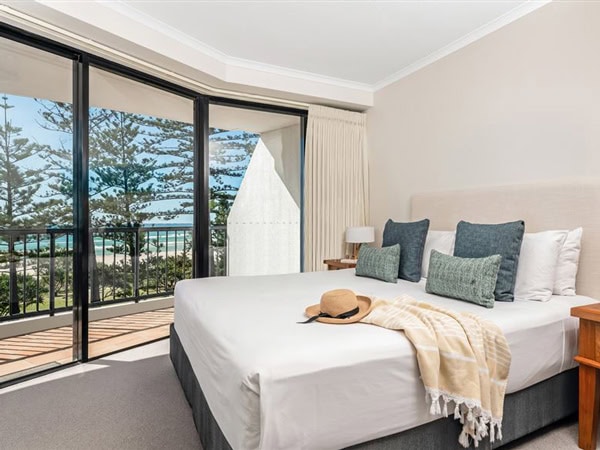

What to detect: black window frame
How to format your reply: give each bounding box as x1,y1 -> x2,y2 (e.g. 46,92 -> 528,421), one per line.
0,21 -> 307,388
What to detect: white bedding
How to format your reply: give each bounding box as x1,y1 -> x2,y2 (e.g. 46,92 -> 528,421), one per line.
174,269 -> 594,450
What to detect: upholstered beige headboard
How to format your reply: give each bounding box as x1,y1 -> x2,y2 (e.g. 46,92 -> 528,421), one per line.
410,179 -> 600,299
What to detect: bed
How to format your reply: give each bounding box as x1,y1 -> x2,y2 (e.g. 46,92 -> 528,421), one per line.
171,179 -> 600,450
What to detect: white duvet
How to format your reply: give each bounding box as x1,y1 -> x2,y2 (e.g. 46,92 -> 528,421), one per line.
174,269 -> 592,450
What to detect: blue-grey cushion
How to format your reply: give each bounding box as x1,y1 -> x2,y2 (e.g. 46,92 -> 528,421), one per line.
355,244 -> 400,283
382,218 -> 430,282
425,250 -> 502,308
453,220 -> 525,302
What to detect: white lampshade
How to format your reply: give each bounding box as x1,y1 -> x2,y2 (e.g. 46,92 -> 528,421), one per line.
346,226 -> 375,243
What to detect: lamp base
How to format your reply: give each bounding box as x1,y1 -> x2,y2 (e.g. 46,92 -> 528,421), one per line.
351,243 -> 361,260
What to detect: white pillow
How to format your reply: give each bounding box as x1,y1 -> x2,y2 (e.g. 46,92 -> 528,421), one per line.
421,231 -> 455,278
514,230 -> 568,302
553,227 -> 583,296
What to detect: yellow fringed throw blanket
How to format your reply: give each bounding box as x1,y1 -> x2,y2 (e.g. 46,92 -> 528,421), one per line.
361,296 -> 511,448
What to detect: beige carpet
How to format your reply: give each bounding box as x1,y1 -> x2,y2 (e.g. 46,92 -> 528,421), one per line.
0,339 -> 592,449
0,340 -> 202,450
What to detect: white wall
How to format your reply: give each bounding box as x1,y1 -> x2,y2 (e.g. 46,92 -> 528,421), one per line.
260,125 -> 301,207
227,125 -> 301,276
368,2 -> 600,239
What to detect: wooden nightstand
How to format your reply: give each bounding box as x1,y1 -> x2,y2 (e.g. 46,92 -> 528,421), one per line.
323,259 -> 356,270
572,303 -> 600,450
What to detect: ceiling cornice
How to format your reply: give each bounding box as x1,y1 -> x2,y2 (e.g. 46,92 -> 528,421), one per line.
373,0 -> 552,90
102,0 -> 551,93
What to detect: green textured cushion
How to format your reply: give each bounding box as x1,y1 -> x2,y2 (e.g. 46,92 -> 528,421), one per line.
355,244 -> 400,283
425,250 -> 502,308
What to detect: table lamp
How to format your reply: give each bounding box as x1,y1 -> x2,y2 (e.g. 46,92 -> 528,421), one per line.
345,226 -> 375,262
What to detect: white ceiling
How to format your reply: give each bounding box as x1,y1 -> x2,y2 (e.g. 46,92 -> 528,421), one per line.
115,0 -> 530,86
3,1 -> 549,108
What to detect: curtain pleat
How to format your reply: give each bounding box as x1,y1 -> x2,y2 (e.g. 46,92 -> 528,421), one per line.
304,105 -> 369,271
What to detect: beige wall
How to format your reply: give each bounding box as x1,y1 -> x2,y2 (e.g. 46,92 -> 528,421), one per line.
368,2 -> 600,239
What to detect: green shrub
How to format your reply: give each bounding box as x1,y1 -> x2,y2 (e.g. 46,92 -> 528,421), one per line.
0,274 -> 48,317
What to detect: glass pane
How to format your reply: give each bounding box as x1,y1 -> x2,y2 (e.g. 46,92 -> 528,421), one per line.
0,38 -> 74,382
88,67 -> 193,357
208,104 -> 301,276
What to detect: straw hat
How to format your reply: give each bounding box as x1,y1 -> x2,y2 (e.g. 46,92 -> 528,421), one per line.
301,289 -> 372,324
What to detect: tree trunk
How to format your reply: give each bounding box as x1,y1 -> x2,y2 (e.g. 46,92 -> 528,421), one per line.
8,237 -> 19,315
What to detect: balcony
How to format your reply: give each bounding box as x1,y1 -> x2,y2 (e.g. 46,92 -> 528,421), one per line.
0,224 -> 226,322
0,307 -> 174,382
0,225 -> 226,381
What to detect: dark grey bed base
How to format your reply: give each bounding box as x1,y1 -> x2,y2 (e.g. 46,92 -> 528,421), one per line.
170,324 -> 578,450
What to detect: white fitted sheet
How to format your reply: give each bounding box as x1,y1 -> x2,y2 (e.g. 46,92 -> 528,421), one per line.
174,269 -> 594,450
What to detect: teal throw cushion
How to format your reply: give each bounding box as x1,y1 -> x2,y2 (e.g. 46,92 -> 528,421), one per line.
382,218 -> 430,282
453,220 -> 525,302
355,244 -> 400,283
426,250 -> 502,308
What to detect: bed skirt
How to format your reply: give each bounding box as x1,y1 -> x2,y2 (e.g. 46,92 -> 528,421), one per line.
169,324 -> 578,450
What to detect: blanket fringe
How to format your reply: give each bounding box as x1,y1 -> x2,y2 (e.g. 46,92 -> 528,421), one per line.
458,429 -> 470,448
426,389 -> 502,449
491,418 -> 503,443
429,393 -> 442,415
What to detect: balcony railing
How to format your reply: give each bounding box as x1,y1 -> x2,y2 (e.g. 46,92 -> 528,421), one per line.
0,225 -> 226,322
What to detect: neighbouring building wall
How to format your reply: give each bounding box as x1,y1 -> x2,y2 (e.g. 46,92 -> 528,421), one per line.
368,2 -> 600,239
261,125 -> 302,208
227,124 -> 301,276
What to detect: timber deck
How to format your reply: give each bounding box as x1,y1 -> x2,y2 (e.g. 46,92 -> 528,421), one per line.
0,307 -> 173,381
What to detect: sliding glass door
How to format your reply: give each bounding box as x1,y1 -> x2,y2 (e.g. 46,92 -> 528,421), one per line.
208,103 -> 302,276
0,37 -> 75,382
87,67 -> 194,358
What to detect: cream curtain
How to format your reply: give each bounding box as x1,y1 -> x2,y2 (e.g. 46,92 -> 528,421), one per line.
304,105 -> 369,271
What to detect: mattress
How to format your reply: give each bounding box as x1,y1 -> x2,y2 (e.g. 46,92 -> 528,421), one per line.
173,269 -> 594,450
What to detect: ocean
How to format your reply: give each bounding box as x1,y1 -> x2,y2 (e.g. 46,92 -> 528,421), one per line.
0,224 -> 202,256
